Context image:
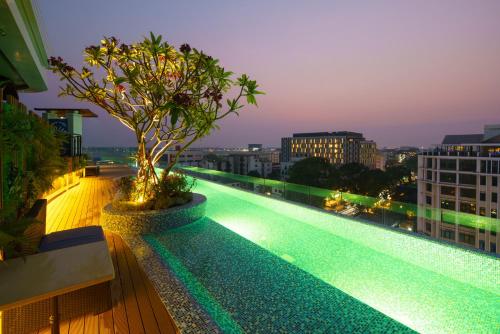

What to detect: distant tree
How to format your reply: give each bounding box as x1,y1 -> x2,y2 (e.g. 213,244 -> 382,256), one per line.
247,170 -> 261,178
288,157 -> 332,187
330,163 -> 369,193
358,169 -> 390,196
49,33 -> 262,202
402,155 -> 418,180
267,168 -> 282,180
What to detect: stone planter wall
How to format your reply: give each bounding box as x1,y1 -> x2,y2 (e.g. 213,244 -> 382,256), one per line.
101,193 -> 206,235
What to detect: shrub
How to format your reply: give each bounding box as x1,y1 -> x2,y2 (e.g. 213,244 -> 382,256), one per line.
114,171 -> 194,211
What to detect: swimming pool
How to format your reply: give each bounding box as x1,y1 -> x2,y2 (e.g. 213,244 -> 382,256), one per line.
145,178 -> 500,333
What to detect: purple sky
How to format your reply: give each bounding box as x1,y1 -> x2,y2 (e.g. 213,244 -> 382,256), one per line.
21,0 -> 500,148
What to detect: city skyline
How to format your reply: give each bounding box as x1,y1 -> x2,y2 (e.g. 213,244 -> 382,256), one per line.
20,0 -> 500,148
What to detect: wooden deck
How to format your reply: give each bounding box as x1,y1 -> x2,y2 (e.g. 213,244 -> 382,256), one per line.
35,166 -> 179,334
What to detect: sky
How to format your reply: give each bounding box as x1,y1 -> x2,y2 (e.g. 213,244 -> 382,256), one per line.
20,0 -> 500,148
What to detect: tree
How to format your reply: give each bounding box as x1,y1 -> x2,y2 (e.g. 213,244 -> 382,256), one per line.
49,33 -> 262,202
247,170 -> 261,178
330,163 -> 368,193
288,157 -> 332,187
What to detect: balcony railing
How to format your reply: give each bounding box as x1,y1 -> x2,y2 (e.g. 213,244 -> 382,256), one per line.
420,148 -> 500,158
61,133 -> 82,157
177,166 -> 500,236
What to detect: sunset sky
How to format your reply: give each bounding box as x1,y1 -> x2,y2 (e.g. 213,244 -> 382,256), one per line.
21,0 -> 500,148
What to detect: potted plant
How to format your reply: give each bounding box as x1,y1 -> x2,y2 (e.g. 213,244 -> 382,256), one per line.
49,33 -> 262,232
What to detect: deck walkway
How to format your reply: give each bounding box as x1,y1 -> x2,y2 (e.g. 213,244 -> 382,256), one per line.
35,166 -> 179,334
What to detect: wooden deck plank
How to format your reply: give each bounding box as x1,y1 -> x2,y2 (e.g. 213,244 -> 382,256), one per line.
68,316 -> 84,334
42,167 -> 178,334
58,183 -> 83,231
83,313 -> 98,334
113,235 -> 145,334
122,238 -> 161,334
98,309 -> 115,334
107,233 -> 130,334
139,267 -> 179,334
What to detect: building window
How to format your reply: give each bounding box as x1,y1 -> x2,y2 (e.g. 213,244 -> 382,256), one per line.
426,158 -> 433,168
493,176 -> 498,187
480,192 -> 486,201
493,161 -> 499,174
440,200 -> 455,210
459,160 -> 476,172
491,242 -> 497,253
440,172 -> 456,183
440,186 -> 455,196
480,175 -> 486,185
492,209 -> 498,218
426,170 -> 433,181
426,183 -> 432,192
492,193 -> 498,203
459,174 -> 476,185
440,159 -> 456,170
459,202 -> 476,214
441,230 -> 455,240
480,160 -> 487,173
479,228 -> 485,234
479,240 -> 485,250
426,196 -> 432,205
426,222 -> 431,231
459,233 -> 475,245
479,207 -> 486,216
460,188 -> 476,199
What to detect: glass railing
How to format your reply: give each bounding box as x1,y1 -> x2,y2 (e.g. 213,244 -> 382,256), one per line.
177,166 -> 500,235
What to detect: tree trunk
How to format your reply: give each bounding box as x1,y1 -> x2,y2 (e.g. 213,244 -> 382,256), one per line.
135,139 -> 158,202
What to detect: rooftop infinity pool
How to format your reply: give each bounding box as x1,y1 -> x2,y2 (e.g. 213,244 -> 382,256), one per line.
145,178 -> 500,333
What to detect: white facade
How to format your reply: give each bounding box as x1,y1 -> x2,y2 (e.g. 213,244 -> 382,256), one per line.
417,125 -> 500,254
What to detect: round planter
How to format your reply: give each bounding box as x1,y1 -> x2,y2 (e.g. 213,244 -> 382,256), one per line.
101,193 -> 206,235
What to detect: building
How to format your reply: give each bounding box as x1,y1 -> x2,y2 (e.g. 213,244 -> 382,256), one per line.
381,146 -> 419,167
163,148 -> 206,167
37,108 -> 97,157
227,152 -> 273,177
0,0 -> 49,92
375,150 -> 387,171
248,144 -> 263,151
417,124 -> 500,254
1,0 -> 49,209
281,131 -> 377,168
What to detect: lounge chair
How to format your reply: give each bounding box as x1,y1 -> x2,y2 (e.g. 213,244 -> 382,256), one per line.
0,226 -> 114,334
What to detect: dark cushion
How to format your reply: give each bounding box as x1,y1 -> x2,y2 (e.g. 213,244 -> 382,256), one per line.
39,226 -> 105,252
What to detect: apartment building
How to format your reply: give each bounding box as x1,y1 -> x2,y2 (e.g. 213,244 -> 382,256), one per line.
163,148 -> 205,167
281,131 -> 377,168
227,153 -> 273,177
417,124 -> 500,254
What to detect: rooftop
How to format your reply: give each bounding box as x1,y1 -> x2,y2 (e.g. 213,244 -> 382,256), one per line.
34,108 -> 98,118
292,131 -> 364,138
441,124 -> 500,145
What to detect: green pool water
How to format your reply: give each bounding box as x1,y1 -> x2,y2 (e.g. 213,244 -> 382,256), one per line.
150,177 -> 500,333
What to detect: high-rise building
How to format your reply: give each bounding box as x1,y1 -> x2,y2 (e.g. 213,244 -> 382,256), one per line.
417,124 -> 500,254
281,131 -> 376,168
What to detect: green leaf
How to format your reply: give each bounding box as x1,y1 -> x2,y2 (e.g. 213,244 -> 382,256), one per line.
246,94 -> 257,105
114,77 -> 127,85
171,111 -> 179,127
